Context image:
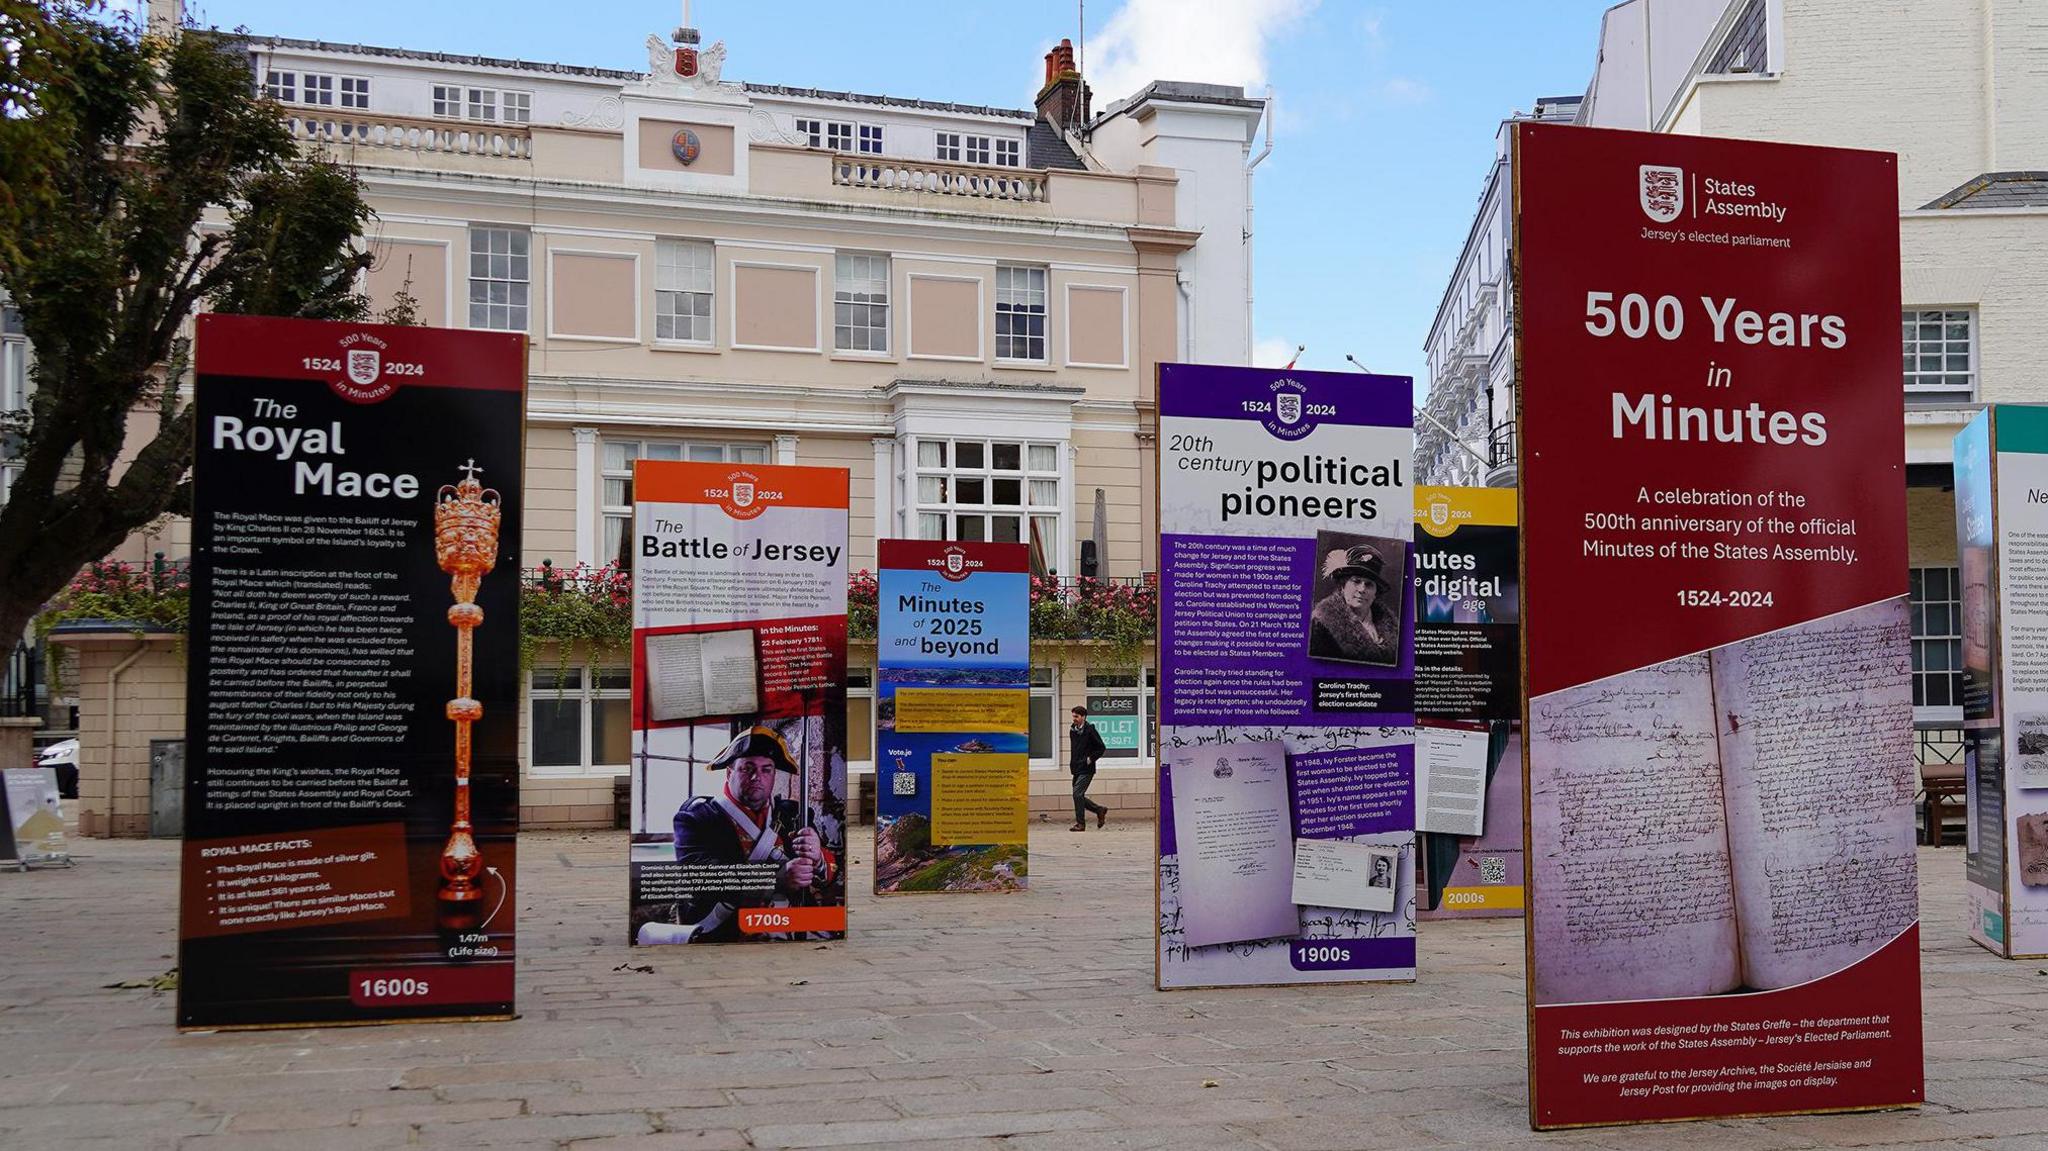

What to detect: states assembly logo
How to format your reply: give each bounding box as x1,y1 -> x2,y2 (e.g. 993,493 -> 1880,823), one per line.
934,545 -> 979,582
714,469 -> 776,520
330,331 -> 398,403
1261,377 -> 1320,441
1638,164 -> 1684,224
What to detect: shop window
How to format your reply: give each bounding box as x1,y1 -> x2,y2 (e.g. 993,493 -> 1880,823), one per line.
1085,670 -> 1149,760
1910,566 -> 1963,712
531,666 -> 631,775
848,667 -> 874,769
1029,666 -> 1056,764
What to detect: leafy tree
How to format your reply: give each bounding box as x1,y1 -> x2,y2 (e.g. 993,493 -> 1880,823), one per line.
0,3 -> 372,645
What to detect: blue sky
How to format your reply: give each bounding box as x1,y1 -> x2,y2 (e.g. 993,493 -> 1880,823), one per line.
174,0 -> 1620,391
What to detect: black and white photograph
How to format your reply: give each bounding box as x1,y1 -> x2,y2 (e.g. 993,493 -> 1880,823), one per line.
2018,713 -> 2048,789
1306,529 -> 1406,668
1368,850 -> 1396,890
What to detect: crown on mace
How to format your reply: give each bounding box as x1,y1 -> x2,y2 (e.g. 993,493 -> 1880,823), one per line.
435,458 -> 503,593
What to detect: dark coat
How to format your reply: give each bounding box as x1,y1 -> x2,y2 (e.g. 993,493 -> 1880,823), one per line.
669,795 -> 787,942
1308,591 -> 1401,667
1069,721 -> 1107,776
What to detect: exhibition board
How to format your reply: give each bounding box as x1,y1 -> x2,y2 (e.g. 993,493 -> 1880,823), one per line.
627,461 -> 851,945
179,316 -> 525,1028
0,767 -> 68,869
1155,362 -> 1417,989
1516,122 -> 1921,1127
874,540 -> 1031,894
1955,405 -> 2048,959
1413,486 -> 1521,919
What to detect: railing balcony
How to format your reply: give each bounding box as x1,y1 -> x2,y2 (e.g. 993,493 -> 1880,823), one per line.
286,112 -> 536,161
1486,420 -> 1517,488
831,155 -> 1048,203
1487,420 -> 1515,468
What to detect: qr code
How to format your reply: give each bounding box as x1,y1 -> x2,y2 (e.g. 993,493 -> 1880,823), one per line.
891,772 -> 917,796
1477,856 -> 1507,885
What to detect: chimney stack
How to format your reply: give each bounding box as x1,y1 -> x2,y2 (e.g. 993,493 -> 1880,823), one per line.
1035,38 -> 1091,131
145,0 -> 185,38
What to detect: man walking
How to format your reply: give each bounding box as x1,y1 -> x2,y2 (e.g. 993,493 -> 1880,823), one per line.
1069,705 -> 1109,831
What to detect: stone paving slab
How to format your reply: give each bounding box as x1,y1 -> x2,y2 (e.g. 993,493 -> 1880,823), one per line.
0,826 -> 2041,1149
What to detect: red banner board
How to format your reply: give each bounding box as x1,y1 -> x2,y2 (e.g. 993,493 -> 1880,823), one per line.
1516,123 -> 1920,1128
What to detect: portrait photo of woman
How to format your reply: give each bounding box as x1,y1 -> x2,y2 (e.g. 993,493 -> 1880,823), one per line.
1306,532 -> 1405,668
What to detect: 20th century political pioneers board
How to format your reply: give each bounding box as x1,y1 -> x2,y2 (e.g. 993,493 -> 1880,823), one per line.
1156,362 -> 1417,989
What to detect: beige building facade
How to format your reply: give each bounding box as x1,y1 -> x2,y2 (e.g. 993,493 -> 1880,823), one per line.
57,18 -> 1268,834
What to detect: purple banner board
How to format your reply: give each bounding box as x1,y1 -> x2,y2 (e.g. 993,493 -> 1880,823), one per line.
1154,363 -> 1416,989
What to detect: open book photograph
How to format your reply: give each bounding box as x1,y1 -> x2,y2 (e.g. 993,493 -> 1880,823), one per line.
1528,599 -> 1919,1005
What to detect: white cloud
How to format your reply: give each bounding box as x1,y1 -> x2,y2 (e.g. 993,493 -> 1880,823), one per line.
1380,77 -> 1431,105
1358,11 -> 1384,49
1252,337 -> 1301,368
1082,0 -> 1317,107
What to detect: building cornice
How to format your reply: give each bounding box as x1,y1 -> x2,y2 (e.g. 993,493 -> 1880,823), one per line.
1905,405 -> 1980,427
1123,226 -> 1201,253
356,167 -> 1144,253
527,376 -> 891,434
525,373 -> 1150,435
880,378 -> 1088,402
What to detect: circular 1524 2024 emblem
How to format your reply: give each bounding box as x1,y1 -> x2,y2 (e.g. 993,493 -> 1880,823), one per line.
671,128 -> 701,165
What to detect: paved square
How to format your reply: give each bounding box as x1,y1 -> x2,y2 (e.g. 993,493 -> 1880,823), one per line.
0,826 -> 2039,1149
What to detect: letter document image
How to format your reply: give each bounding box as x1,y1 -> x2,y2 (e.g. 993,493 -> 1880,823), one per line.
645,629 -> 759,723
1168,740 -> 1300,948
1417,724 -> 1490,837
1528,600 -> 1917,1004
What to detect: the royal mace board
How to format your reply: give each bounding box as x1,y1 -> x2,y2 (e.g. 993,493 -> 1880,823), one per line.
435,459 -> 500,931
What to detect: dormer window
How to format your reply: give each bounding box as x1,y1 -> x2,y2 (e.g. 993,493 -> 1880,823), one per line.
936,132 -> 1019,167
797,118 -> 877,153
434,84 -> 528,124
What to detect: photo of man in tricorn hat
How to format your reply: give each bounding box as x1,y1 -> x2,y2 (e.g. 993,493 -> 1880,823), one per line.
1307,535 -> 1404,667
656,725 -> 837,943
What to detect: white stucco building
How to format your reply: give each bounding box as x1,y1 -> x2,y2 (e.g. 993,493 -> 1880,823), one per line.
1416,94 -> 1579,490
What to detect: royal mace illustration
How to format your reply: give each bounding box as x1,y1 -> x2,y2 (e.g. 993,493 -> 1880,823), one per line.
435,459 -> 501,931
